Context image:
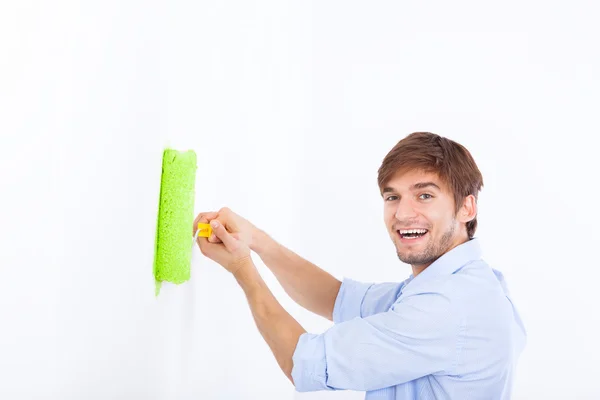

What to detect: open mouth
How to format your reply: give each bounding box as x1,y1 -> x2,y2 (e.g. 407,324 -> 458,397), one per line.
397,228 -> 429,240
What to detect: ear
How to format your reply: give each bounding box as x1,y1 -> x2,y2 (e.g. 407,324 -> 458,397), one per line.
458,195 -> 477,223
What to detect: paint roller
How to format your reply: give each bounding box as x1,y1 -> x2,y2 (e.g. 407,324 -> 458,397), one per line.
153,148 -> 211,296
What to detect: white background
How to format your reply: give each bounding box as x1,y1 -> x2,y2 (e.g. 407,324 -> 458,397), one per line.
1,1 -> 599,399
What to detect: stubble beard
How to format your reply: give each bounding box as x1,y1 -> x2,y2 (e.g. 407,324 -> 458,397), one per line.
396,221 -> 456,267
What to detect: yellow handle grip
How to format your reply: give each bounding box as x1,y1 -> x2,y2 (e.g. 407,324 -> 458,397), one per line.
197,222 -> 213,238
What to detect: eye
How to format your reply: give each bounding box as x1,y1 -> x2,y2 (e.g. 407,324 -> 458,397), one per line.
419,193 -> 433,200
385,195 -> 399,202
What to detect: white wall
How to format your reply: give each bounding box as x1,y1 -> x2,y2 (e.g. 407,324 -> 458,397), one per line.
1,1 -> 598,399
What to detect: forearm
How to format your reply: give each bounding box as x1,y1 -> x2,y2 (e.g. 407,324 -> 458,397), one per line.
233,260 -> 306,383
252,230 -> 341,321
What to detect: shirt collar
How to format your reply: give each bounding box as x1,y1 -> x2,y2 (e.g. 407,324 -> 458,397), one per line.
405,237 -> 483,287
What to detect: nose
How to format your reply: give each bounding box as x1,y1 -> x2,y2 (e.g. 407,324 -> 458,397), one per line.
394,198 -> 418,221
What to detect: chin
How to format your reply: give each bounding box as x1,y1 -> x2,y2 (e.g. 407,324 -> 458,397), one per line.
394,235 -> 442,266
396,251 -> 439,267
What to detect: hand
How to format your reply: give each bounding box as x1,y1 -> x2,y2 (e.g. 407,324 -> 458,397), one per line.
193,207 -> 260,251
194,215 -> 253,276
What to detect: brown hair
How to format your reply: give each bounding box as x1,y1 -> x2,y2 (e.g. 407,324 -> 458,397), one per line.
377,132 -> 484,238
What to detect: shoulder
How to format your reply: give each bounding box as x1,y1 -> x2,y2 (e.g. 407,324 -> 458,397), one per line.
399,260 -> 511,315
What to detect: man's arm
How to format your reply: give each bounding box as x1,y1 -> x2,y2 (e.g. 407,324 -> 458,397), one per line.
233,256 -> 456,392
195,208 -> 340,319
233,258 -> 307,383
197,218 -> 456,392
252,229 -> 341,321
195,207 -> 342,320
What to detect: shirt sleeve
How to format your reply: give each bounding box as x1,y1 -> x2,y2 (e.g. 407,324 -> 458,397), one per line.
332,278 -> 406,324
292,291 -> 459,392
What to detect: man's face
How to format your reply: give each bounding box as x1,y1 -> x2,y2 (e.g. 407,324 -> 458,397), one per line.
382,169 -> 470,271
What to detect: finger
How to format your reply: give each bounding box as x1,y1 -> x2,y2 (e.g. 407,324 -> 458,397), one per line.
196,233 -> 212,256
200,232 -> 237,250
195,228 -> 215,248
193,211 -> 219,236
210,220 -> 238,252
208,233 -> 222,244
193,212 -> 218,232
207,217 -> 223,243
208,222 -> 242,243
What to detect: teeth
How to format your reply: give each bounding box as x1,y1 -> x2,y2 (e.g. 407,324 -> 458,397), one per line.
399,229 -> 428,234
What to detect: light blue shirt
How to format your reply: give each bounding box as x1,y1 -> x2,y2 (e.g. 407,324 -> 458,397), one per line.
291,238 -> 526,399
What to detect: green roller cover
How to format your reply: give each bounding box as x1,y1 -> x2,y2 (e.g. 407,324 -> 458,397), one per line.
153,148 -> 197,295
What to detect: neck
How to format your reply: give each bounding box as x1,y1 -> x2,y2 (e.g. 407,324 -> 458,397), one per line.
411,263 -> 430,277
410,234 -> 471,278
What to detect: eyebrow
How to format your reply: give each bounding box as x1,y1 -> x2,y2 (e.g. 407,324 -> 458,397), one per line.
382,181 -> 441,194
410,182 -> 441,191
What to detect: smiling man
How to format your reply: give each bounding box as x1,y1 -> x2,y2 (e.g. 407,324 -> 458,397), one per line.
194,132 -> 527,399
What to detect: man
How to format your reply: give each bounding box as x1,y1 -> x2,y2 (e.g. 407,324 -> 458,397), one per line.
193,132 -> 526,399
